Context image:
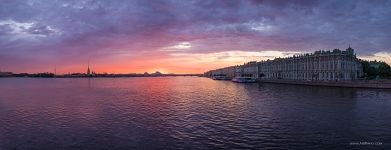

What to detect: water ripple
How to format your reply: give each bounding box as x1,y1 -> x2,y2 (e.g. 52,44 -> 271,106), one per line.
0,77 -> 391,149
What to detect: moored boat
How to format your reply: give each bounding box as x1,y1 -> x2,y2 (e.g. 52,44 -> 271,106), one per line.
232,76 -> 256,83
212,74 -> 229,80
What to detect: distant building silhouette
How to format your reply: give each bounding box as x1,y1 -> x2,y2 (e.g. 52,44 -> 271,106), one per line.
0,71 -> 13,77
153,71 -> 162,75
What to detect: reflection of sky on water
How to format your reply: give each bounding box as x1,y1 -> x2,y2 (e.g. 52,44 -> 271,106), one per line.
0,77 -> 390,149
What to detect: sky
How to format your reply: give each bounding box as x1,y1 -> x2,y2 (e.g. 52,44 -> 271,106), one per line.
1,0 -> 391,74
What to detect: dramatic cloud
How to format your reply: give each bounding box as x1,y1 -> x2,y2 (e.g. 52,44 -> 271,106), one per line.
0,0 -> 390,73
359,51 -> 391,65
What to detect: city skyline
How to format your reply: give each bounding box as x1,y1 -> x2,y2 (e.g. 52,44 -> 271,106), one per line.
1,46 -> 387,75
1,0 -> 391,74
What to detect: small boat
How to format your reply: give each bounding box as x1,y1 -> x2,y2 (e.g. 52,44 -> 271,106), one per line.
212,74 -> 229,80
232,76 -> 256,83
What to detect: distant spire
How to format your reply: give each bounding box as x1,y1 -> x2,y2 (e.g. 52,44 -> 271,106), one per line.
87,60 -> 91,75
54,65 -> 57,75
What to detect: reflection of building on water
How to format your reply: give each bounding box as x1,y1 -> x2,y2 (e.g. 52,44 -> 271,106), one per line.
259,83 -> 359,99
206,46 -> 364,81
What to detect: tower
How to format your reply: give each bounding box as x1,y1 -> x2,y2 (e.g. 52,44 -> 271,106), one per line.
87,61 -> 91,75
346,44 -> 354,55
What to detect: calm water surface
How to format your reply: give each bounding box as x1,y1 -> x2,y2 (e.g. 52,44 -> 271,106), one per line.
0,77 -> 390,149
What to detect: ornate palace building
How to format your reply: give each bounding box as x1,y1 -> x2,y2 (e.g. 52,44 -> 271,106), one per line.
205,46 -> 364,81
258,46 -> 363,81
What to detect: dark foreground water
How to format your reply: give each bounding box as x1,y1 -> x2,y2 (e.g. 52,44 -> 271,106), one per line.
0,77 -> 390,149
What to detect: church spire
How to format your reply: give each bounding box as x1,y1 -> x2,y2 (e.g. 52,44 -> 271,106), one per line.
87,61 -> 91,75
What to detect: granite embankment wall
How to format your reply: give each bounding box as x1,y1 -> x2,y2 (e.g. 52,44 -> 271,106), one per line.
259,79 -> 391,89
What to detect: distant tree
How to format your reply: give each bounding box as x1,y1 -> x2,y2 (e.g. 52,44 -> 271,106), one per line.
361,60 -> 375,79
378,62 -> 391,78
361,60 -> 391,79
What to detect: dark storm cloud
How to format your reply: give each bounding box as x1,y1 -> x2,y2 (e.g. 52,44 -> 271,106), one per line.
0,0 -> 391,72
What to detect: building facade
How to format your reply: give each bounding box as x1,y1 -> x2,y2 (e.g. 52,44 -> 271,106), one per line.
258,47 -> 363,81
205,66 -> 236,79
239,61 -> 258,78
205,47 -> 364,81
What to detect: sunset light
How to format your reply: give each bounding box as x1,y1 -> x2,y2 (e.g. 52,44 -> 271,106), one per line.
1,1 -> 391,149
1,1 -> 390,74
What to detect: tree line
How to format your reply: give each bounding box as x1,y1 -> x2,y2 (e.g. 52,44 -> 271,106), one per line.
361,60 -> 391,79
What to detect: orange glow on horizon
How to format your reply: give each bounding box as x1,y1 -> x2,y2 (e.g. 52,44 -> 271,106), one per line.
7,50 -> 390,74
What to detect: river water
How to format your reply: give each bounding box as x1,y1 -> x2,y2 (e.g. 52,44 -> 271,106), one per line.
0,77 -> 390,149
